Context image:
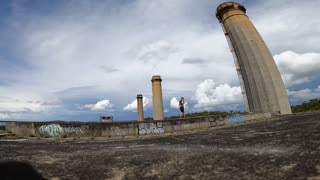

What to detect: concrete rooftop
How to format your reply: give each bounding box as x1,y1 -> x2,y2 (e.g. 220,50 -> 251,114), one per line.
0,111 -> 320,179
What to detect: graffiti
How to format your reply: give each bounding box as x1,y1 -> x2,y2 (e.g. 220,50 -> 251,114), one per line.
138,122 -> 164,135
64,127 -> 85,135
209,120 -> 217,127
209,117 -> 226,127
227,115 -> 244,124
38,124 -> 64,137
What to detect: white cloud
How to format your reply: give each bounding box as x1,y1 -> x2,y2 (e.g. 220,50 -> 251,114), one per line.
123,96 -> 150,112
170,97 -> 179,109
193,79 -> 243,109
84,99 -> 114,111
0,113 -> 21,120
0,113 -> 10,119
252,1 -> 320,54
274,51 -> 320,87
170,97 -> 188,109
2,0 -> 237,99
137,40 -> 179,63
287,86 -> 320,103
0,97 -> 60,113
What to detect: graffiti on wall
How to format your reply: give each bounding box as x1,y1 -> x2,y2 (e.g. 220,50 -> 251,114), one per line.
38,124 -> 85,137
138,122 -> 164,135
64,127 -> 85,135
38,124 -> 64,137
209,117 -> 226,127
36,116 -> 229,138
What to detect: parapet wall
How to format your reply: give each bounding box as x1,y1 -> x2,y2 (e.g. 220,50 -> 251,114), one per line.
5,113 -> 273,138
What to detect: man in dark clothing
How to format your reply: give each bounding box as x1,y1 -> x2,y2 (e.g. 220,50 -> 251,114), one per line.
179,97 -> 185,118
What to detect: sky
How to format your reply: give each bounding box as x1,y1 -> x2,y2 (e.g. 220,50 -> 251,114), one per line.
0,0 -> 319,122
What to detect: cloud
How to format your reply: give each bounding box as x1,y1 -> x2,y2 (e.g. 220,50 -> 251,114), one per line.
99,66 -> 119,73
5,0 -> 237,99
0,113 -> 22,120
84,99 -> 114,111
136,40 -> 179,63
287,86 -> 320,104
0,113 -> 11,119
181,58 -> 208,64
123,96 -> 150,112
274,51 -> 320,87
0,97 -> 60,113
193,79 -> 243,109
252,0 -> 320,54
170,97 -> 188,109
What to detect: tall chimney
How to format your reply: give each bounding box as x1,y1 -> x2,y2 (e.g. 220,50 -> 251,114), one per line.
151,75 -> 164,120
216,2 -> 291,114
137,94 -> 144,121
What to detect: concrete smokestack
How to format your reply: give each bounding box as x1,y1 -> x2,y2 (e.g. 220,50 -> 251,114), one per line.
216,2 -> 292,115
137,94 -> 144,121
151,75 -> 164,120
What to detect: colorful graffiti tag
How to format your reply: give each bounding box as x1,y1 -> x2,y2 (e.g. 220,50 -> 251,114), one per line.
38,124 -> 64,137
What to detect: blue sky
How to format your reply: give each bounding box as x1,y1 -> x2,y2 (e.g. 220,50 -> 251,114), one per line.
0,0 -> 319,122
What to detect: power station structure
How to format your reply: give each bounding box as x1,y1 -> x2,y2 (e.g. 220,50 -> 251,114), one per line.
216,2 -> 292,115
135,2 -> 291,121
151,75 -> 164,120
137,94 -> 144,121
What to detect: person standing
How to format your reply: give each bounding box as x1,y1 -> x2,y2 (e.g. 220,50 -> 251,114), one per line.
179,97 -> 185,118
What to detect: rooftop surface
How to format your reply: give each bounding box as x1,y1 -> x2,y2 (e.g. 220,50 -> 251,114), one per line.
1,111 -> 320,179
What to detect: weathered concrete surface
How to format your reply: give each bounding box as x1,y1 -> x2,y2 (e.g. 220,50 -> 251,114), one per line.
1,112 -> 320,179
137,94 -> 144,122
151,75 -> 164,120
216,2 -> 292,115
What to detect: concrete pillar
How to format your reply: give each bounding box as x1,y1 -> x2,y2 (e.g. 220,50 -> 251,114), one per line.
151,75 -> 164,120
216,2 -> 292,115
137,94 -> 144,121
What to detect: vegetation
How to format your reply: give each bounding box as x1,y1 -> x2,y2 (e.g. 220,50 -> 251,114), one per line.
145,98 -> 320,120
291,99 -> 320,113
164,110 -> 243,120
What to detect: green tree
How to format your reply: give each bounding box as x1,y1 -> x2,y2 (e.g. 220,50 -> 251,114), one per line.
291,99 -> 320,113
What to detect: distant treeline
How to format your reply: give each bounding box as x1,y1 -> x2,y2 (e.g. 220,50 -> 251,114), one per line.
144,99 -> 320,120
144,111 -> 236,121
164,110 -> 243,120
291,98 -> 320,113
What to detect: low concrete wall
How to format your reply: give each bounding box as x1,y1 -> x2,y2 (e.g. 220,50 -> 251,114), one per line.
226,113 -> 273,124
5,113 -> 273,138
5,115 -> 226,138
6,122 -> 37,137
244,112 -> 273,122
